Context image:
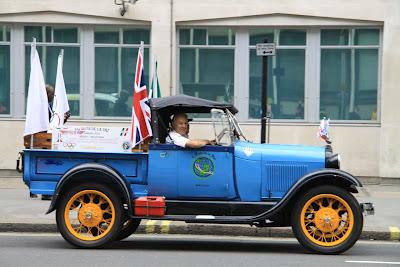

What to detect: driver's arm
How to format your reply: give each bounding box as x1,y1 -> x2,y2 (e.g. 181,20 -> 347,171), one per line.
185,139 -> 213,148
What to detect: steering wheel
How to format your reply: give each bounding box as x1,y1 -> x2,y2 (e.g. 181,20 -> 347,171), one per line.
216,127 -> 229,144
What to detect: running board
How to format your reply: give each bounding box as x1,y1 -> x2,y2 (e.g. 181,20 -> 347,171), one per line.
130,214 -> 256,223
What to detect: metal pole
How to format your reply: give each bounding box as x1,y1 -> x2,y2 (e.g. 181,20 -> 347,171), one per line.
260,39 -> 269,144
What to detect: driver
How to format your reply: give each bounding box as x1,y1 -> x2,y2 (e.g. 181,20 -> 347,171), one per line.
166,113 -> 215,148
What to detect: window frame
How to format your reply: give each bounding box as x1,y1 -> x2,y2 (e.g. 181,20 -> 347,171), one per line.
0,24 -> 11,117
93,26 -> 151,119
177,26 -> 382,123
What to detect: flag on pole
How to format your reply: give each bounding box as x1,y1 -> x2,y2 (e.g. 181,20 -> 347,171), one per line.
49,49 -> 70,130
130,42 -> 152,146
317,117 -> 331,143
149,59 -> 161,98
24,39 -> 49,136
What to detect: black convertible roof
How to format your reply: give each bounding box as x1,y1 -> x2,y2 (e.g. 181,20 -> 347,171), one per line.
148,94 -> 238,114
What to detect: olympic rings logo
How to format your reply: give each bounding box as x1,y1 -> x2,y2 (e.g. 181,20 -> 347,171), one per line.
63,142 -> 76,148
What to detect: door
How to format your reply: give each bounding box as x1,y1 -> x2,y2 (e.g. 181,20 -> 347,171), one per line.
177,146 -> 235,199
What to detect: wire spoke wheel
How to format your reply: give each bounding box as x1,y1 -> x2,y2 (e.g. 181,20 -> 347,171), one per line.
65,190 -> 116,241
292,185 -> 363,254
301,194 -> 353,247
56,183 -> 124,248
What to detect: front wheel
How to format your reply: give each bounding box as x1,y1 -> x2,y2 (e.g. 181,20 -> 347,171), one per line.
291,185 -> 363,254
56,183 -> 124,248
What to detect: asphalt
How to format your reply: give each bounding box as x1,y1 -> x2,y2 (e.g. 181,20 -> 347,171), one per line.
0,176 -> 399,241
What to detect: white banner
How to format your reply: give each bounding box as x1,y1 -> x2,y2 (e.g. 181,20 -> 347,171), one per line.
52,126 -> 132,152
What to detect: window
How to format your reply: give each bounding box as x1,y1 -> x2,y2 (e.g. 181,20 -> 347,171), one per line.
320,29 -> 379,120
24,26 -> 80,116
94,27 -> 150,117
178,28 -> 235,104
0,25 -> 10,115
249,29 -> 306,119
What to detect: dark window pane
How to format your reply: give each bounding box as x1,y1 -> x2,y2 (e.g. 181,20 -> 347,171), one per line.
208,28 -> 231,45
25,46 -> 80,116
45,26 -> 52,42
320,49 -> 351,120
95,28 -> 119,44
354,29 -> 379,45
0,26 -> 11,42
0,45 -> 10,114
320,48 -> 378,120
180,48 -> 234,103
54,27 -> 78,43
95,47 -> 149,117
25,26 -> 43,42
250,29 -> 274,46
321,29 -> 349,45
279,30 -> 306,45
249,49 -> 305,119
179,29 -> 191,45
193,29 -> 206,45
123,29 -> 150,44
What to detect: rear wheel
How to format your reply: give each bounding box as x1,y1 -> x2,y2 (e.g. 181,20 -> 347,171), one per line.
116,219 -> 141,241
291,185 -> 363,254
56,183 -> 124,248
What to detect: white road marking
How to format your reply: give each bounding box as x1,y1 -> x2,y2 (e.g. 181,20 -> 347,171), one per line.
346,261 -> 400,265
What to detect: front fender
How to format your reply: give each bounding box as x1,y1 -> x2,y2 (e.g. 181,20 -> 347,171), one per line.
46,163 -> 133,214
255,168 -> 362,220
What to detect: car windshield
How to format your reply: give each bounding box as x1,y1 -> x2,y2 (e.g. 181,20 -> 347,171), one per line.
211,109 -> 246,145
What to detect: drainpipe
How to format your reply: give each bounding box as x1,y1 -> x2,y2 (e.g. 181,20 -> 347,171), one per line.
170,0 -> 174,96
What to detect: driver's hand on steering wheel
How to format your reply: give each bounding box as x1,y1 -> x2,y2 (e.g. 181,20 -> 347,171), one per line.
209,139 -> 217,145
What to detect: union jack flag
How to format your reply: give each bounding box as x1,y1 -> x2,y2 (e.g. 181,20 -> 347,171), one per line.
130,43 -> 152,146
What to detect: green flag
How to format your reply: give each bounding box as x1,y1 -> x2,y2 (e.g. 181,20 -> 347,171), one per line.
149,60 -> 161,98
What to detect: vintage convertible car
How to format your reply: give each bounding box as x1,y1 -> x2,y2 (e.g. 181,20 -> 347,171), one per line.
20,94 -> 374,254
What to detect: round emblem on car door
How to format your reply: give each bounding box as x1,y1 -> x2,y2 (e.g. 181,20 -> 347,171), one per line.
193,156 -> 215,178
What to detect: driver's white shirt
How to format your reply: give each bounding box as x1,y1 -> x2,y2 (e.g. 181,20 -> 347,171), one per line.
166,130 -> 189,148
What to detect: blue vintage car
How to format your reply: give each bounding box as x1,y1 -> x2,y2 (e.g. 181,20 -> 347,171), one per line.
20,94 -> 374,254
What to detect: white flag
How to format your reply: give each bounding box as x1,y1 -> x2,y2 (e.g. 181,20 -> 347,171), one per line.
24,40 -> 49,136
49,50 -> 70,130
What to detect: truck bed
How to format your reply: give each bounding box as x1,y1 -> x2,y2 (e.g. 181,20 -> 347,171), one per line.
22,149 -> 148,196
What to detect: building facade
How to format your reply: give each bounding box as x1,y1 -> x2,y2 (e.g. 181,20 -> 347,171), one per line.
0,0 -> 398,180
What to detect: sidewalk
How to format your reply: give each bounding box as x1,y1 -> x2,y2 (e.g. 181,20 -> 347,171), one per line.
0,177 -> 399,241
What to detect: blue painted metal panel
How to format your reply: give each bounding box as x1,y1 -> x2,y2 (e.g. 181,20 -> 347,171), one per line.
234,157 -> 262,201
234,141 -> 325,200
263,162 -> 308,198
23,149 -> 148,196
148,145 -> 236,199
177,150 -> 235,199
30,181 -> 57,194
148,148 -> 179,198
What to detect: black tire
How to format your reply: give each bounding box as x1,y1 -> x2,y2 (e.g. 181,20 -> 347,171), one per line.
291,185 -> 363,254
116,219 -> 141,241
56,183 -> 124,248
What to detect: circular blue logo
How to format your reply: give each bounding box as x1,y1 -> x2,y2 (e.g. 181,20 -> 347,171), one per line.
193,157 -> 215,178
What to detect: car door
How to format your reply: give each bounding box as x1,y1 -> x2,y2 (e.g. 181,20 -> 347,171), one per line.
177,146 -> 236,199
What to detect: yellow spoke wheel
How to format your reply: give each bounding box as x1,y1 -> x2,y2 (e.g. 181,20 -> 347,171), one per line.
300,194 -> 353,247
292,185 -> 363,254
65,190 -> 116,241
56,183 -> 124,248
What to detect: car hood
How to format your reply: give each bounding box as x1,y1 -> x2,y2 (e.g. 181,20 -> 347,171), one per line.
234,140 -> 325,164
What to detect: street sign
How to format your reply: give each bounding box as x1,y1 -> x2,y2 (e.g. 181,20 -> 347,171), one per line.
256,43 -> 276,56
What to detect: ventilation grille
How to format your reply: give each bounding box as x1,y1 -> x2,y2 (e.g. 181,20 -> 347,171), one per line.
265,162 -> 308,192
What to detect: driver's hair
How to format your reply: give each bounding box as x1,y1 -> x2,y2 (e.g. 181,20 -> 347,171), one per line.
171,113 -> 188,129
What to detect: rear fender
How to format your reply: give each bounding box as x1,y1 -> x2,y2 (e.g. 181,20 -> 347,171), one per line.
46,163 -> 133,214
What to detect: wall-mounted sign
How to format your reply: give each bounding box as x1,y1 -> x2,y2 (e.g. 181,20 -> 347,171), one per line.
256,43 -> 276,56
